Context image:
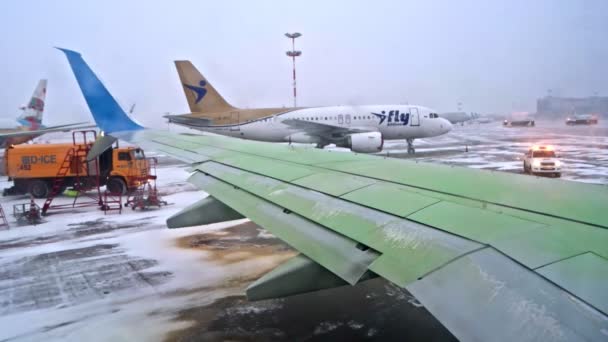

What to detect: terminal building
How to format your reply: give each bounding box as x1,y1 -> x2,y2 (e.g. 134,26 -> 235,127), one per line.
536,96 -> 608,117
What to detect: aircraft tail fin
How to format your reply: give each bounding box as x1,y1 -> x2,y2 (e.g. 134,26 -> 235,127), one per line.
57,48 -> 142,133
18,79 -> 47,129
174,60 -> 236,114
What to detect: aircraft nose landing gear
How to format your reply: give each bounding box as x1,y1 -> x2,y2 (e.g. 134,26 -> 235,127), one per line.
406,138 -> 415,154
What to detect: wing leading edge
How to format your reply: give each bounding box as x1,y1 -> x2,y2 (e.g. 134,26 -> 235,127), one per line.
59,48 -> 608,342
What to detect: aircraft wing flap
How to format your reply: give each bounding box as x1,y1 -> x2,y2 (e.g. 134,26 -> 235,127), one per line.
537,252 -> 608,314
188,171 -> 380,285
194,161 -> 483,285
407,247 -> 608,342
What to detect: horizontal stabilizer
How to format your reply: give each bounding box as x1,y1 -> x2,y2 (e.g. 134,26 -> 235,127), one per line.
87,135 -> 117,161
166,196 -> 244,228
247,254 -> 377,301
165,114 -> 212,127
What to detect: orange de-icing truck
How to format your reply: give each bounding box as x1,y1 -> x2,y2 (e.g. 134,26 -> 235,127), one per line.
4,131 -> 150,198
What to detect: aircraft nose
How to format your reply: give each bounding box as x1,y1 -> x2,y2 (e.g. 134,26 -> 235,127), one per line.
439,118 -> 452,133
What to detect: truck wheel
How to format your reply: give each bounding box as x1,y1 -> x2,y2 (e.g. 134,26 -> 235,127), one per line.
29,180 -> 50,198
107,177 -> 127,195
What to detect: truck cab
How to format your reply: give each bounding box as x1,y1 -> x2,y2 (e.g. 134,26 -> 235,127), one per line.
99,146 -> 150,194
523,146 -> 561,177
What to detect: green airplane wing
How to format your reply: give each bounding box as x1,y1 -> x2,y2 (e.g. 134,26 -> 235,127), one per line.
121,130 -> 608,342
59,48 -> 608,342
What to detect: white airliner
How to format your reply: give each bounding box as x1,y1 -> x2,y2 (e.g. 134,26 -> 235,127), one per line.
166,61 -> 452,154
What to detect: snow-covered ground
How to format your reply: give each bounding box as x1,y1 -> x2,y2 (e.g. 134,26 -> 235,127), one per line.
0,153 -> 294,341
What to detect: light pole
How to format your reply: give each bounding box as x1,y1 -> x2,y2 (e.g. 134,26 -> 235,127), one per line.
285,32 -> 302,107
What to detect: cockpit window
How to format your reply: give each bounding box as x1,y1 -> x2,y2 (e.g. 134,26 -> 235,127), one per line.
133,148 -> 146,160
429,113 -> 439,118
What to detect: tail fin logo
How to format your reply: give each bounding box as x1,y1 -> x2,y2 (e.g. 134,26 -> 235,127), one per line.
184,80 -> 207,104
21,117 -> 41,130
28,97 -> 45,112
372,112 -> 387,125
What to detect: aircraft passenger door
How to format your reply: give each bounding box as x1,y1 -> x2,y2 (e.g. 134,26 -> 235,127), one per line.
338,114 -> 344,125
409,107 -> 420,126
230,111 -> 240,131
345,114 -> 351,125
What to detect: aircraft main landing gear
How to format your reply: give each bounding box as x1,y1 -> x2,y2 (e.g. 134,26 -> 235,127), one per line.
407,138 -> 415,154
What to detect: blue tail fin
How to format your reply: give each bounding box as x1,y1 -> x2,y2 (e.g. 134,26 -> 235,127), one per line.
57,48 -> 142,133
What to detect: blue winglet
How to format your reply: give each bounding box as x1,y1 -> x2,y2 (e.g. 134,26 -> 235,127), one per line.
57,48 -> 143,133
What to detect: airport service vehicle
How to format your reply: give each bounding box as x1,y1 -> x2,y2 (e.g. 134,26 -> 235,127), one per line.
566,114 -> 599,125
503,112 -> 535,127
165,61 -> 451,154
4,132 -> 150,198
523,145 -> 561,177
503,118 -> 535,127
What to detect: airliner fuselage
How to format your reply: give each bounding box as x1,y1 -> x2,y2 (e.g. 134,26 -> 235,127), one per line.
182,105 -> 451,146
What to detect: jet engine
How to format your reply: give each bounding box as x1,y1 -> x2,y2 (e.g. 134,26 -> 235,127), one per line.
345,132 -> 384,153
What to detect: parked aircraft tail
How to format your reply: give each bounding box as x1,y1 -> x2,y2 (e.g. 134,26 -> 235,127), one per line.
174,61 -> 236,114
17,79 -> 47,129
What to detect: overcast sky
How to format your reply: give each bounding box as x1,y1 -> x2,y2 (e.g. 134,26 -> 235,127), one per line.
1,0 -> 607,126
